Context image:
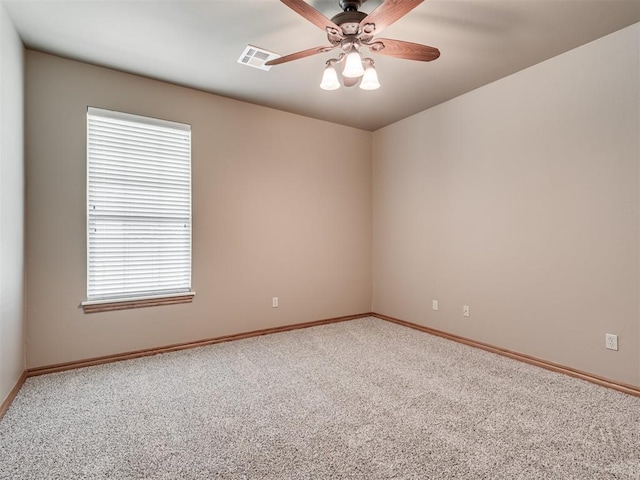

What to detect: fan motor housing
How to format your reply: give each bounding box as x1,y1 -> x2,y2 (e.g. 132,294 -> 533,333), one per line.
331,10 -> 367,35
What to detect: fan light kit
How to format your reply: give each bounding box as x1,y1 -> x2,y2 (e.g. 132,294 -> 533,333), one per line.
264,0 -> 440,91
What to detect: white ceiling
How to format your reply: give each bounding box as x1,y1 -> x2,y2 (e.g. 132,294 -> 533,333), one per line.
4,0 -> 640,131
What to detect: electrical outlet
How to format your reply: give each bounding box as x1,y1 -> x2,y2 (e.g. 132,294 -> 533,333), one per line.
605,333 -> 618,351
432,300 -> 438,311
272,297 -> 279,308
463,305 -> 470,317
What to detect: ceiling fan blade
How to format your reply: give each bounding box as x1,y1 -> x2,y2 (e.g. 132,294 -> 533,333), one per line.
265,45 -> 336,66
368,38 -> 440,62
359,0 -> 424,35
280,0 -> 341,32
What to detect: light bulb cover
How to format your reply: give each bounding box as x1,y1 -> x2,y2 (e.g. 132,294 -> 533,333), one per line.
343,49 -> 365,78
320,64 -> 340,90
359,60 -> 380,90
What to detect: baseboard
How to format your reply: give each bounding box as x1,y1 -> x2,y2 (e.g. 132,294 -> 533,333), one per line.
374,313 -> 640,397
16,311 -> 636,412
0,370 -> 27,421
27,312 -> 373,377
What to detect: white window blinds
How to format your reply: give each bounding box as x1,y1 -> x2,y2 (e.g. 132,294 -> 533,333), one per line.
87,107 -> 192,301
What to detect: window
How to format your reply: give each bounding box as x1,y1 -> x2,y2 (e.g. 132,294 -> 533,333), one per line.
83,107 -> 193,313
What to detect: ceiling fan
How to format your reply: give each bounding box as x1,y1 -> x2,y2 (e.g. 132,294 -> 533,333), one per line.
265,0 -> 440,90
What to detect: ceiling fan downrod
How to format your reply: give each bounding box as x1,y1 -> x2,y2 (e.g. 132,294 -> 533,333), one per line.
339,0 -> 363,12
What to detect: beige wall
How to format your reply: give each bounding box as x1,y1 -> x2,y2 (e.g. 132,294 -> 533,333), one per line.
25,51 -> 372,368
0,3 -> 25,403
373,24 -> 640,386
21,24 -> 640,387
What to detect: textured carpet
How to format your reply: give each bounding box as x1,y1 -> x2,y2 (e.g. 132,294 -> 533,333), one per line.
1,317 -> 638,479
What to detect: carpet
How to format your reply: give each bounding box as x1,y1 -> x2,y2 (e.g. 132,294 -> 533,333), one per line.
1,317 -> 638,479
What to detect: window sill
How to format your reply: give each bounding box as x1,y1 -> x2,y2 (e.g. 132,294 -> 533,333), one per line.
82,292 -> 195,314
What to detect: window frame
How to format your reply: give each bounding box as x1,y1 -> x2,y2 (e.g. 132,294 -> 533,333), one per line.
82,107 -> 195,313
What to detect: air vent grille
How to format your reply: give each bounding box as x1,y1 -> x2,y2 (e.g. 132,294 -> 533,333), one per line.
238,45 -> 280,71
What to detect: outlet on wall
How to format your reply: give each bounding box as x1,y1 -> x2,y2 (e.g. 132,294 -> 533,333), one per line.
432,300 -> 438,311
605,333 -> 618,351
272,297 -> 279,308
463,305 -> 470,317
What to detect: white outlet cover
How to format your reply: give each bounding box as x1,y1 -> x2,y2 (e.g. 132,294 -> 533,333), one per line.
463,305 -> 470,317
272,297 -> 279,308
605,333 -> 618,351
432,300 -> 438,311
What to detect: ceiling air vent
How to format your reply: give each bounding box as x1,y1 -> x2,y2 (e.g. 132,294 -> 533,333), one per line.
238,45 -> 280,71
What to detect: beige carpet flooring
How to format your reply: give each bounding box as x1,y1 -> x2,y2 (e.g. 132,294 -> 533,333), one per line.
1,317 -> 638,479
